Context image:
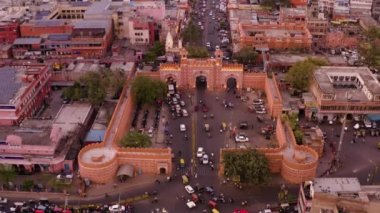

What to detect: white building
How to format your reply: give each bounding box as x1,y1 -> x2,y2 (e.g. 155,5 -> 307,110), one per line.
350,0 -> 373,16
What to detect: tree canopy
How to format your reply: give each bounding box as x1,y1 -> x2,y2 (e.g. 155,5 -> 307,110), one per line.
144,42 -> 166,63
62,69 -> 125,105
187,46 -> 209,58
120,131 -> 151,148
360,27 -> 380,70
285,58 -> 327,91
182,21 -> 202,45
223,150 -> 270,185
233,47 -> 258,65
0,165 -> 16,183
131,76 -> 167,105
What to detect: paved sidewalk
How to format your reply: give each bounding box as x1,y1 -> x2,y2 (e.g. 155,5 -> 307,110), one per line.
2,175 -> 158,203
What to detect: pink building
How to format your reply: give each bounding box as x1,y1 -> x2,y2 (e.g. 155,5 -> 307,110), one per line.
0,103 -> 93,173
0,66 -> 51,126
134,1 -> 166,21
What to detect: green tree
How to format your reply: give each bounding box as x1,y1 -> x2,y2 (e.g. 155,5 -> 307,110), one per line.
23,180 -> 34,191
143,42 -> 166,63
285,58 -> 327,91
233,47 -> 258,65
294,129 -> 304,145
223,150 -> 270,185
187,46 -> 209,58
120,131 -> 151,148
360,27 -> 380,70
80,71 -> 108,106
131,76 -> 167,105
182,21 -> 202,45
0,165 -> 16,183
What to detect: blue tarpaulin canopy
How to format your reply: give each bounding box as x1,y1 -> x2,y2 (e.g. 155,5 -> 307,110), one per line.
367,114 -> 380,121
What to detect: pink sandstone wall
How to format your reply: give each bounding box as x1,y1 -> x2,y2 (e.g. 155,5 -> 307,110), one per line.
242,73 -> 266,89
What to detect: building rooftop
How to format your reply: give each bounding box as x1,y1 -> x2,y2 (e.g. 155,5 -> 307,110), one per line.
313,178 -> 361,196
0,67 -> 23,105
47,34 -> 71,41
34,19 -> 66,27
73,19 -> 112,32
84,0 -> 111,15
13,37 -> 42,45
314,66 -> 380,99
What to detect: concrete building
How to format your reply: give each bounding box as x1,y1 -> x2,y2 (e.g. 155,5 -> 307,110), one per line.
20,20 -> 73,37
310,66 -> 380,121
298,178 -> 380,213
306,8 -> 328,46
350,0 -> 373,16
0,66 -> 51,126
0,21 -> 20,44
318,0 -> 336,14
291,0 -> 308,7
0,103 -> 93,173
279,7 -> 306,24
372,0 -> 380,21
237,22 -> 312,51
333,0 -> 350,19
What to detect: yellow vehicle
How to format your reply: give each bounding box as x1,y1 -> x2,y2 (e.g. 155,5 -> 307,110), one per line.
182,175 -> 189,184
180,158 -> 185,168
211,209 -> 220,213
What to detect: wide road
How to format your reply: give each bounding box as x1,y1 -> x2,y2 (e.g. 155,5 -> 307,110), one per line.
131,88 -> 298,212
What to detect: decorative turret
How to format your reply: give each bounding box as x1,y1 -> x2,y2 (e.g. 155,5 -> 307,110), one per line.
179,48 -> 188,59
165,32 -> 174,52
215,48 -> 223,60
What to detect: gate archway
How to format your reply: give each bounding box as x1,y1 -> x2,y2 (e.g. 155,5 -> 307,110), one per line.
196,75 -> 207,89
226,77 -> 237,91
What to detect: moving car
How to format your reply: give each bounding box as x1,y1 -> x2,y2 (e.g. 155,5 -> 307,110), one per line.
185,185 -> 195,194
202,154 -> 209,165
109,205 -> 125,212
235,134 -> 249,142
180,124 -> 186,132
182,109 -> 189,117
239,121 -> 249,129
197,147 -> 205,158
186,200 -> 196,209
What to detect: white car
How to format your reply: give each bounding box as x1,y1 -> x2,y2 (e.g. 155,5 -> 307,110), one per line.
186,200 -> 196,209
0,197 -> 7,204
235,134 -> 249,142
180,101 -> 186,106
202,154 -> 209,165
182,109 -> 189,117
185,185 -> 195,194
256,110 -> 267,114
197,147 -> 205,158
109,204 -> 125,212
180,124 -> 186,132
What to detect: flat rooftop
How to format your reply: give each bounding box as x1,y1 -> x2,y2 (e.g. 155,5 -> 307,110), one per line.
0,66 -> 27,105
314,66 -> 380,100
0,119 -> 53,146
313,178 -> 361,195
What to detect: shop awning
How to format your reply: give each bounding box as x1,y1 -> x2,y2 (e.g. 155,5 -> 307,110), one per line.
367,114 -> 380,121
116,164 -> 134,177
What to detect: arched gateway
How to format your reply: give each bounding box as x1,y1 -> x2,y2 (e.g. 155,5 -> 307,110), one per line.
159,49 -> 243,90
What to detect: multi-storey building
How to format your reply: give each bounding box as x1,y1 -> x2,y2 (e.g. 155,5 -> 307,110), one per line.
279,8 -> 307,24
238,22 -> 312,51
372,0 -> 380,21
128,18 -> 157,45
333,0 -> 350,19
0,66 -> 51,126
0,103 -> 93,173
12,38 -> 43,60
318,0 -> 335,14
0,21 -> 20,44
306,9 -> 328,46
350,0 -> 373,16
298,178 -> 380,213
310,66 -> 380,121
20,20 -> 73,37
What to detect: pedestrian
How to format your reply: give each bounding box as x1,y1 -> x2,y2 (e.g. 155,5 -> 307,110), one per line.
195,173 -> 198,179
170,134 -> 173,139
362,138 -> 366,143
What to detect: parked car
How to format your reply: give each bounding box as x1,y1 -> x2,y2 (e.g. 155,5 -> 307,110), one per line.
180,100 -> 186,106
235,134 -> 249,142
185,185 -> 195,194
182,109 -> 189,117
186,200 -> 196,209
253,99 -> 264,105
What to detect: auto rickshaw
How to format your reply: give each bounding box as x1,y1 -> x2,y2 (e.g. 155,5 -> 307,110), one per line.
221,122 -> 227,131
182,175 -> 189,184
211,209 -> 220,213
